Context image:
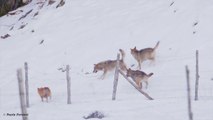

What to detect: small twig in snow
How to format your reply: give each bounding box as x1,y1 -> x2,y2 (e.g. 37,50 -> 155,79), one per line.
193,22 -> 198,27
19,23 -> 28,29
170,1 -> 175,7
33,11 -> 39,17
39,40 -> 44,45
19,9 -> 33,21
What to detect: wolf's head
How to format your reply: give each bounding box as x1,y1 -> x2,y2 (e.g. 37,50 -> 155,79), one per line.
130,47 -> 137,54
126,68 -> 133,77
37,88 -> 41,91
37,87 -> 43,94
93,64 -> 103,73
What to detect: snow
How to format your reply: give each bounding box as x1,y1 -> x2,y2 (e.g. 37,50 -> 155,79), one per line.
0,0 -> 213,120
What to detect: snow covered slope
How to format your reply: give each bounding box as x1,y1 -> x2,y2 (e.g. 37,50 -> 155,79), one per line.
0,0 -> 213,120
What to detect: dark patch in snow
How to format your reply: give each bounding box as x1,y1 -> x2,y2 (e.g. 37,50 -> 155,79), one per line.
10,26 -> 14,31
19,23 -> 28,29
33,11 -> 39,17
1,34 -> 11,39
39,40 -> 44,45
83,111 -> 105,119
85,72 -> 91,75
170,2 -> 175,7
56,0 -> 65,8
193,22 -> 198,27
58,67 -> 66,72
131,64 -> 135,67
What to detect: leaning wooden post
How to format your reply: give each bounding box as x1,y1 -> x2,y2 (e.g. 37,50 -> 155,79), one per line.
24,62 -> 29,108
17,69 -> 28,120
185,66 -> 193,120
119,70 -> 154,100
195,50 -> 199,101
112,53 -> 120,100
66,65 -> 71,104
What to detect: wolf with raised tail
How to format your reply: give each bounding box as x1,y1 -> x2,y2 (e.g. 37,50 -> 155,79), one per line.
126,68 -> 153,89
131,41 -> 160,69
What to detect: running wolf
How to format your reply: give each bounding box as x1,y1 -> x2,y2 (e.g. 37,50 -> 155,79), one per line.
93,49 -> 127,79
131,41 -> 160,69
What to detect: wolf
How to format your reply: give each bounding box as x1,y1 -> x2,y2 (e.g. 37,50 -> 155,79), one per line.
131,41 -> 160,69
126,68 -> 153,89
93,49 -> 127,79
37,87 -> 52,102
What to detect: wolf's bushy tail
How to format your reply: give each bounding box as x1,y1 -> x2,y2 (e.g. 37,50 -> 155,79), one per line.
119,49 -> 128,71
153,41 -> 160,50
148,73 -> 154,77
119,49 -> 125,61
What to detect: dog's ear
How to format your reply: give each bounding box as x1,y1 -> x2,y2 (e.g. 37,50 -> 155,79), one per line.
134,46 -> 136,50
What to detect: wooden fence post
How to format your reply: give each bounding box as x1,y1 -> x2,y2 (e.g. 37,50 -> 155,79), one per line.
24,62 -> 29,108
112,54 -> 120,100
66,65 -> 71,104
195,50 -> 199,101
185,66 -> 193,120
17,69 -> 28,120
119,70 -> 154,100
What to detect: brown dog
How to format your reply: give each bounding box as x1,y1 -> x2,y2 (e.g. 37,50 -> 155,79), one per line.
93,49 -> 127,79
126,68 -> 153,89
37,87 -> 51,102
131,41 -> 160,69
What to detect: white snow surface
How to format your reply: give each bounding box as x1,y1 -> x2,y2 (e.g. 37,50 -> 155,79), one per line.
0,0 -> 213,120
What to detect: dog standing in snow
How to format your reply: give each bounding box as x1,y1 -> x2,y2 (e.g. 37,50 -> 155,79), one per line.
126,68 -> 153,89
131,41 -> 160,69
37,87 -> 52,102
